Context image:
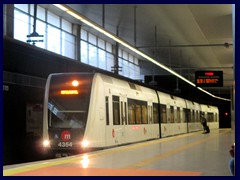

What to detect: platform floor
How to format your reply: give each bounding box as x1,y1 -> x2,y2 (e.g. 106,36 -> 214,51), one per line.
3,129 -> 234,176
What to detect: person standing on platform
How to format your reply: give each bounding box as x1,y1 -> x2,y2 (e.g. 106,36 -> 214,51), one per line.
200,113 -> 210,134
229,143 -> 235,175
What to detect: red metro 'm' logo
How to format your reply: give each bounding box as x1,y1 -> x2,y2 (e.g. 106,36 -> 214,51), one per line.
61,130 -> 71,141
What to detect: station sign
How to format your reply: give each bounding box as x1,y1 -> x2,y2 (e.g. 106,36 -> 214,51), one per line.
195,71 -> 223,87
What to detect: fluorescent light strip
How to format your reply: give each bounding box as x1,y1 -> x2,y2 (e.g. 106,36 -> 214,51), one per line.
53,4 -> 231,102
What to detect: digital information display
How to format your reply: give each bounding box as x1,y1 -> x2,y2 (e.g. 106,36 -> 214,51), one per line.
195,71 -> 223,87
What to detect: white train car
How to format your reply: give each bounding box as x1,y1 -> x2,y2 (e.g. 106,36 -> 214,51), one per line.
159,93 -> 187,137
42,72 -> 219,155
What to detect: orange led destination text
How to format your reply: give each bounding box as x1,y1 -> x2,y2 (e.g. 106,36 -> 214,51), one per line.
196,79 -> 218,84
61,90 -> 79,95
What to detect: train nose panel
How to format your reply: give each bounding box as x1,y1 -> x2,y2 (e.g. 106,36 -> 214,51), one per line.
48,129 -> 83,150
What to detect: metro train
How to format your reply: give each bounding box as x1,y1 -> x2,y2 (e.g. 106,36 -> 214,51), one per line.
42,72 -> 219,155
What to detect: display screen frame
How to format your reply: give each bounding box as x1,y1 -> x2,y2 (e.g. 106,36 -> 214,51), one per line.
195,71 -> 223,87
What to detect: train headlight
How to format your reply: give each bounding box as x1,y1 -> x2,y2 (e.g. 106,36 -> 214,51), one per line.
43,140 -> 50,147
72,80 -> 79,87
81,140 -> 90,148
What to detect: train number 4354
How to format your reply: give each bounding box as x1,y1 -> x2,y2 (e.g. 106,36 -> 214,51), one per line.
58,142 -> 73,147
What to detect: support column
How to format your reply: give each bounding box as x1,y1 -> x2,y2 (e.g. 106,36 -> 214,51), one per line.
4,4 -> 14,38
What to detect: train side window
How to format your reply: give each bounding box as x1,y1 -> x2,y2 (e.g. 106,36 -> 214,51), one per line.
180,109 -> 184,123
128,98 -> 148,124
189,110 -> 193,122
196,111 -> 199,122
135,104 -> 141,124
215,113 -> 217,122
192,111 -> 195,122
112,95 -> 120,125
170,106 -> 174,123
207,112 -> 214,122
105,97 -> 109,125
184,108 -> 190,123
148,105 -> 153,124
128,99 -> 135,124
121,101 -> 124,125
141,103 -> 148,124
176,107 -> 180,123
153,103 -> 159,124
160,104 -> 167,123
124,102 -> 127,125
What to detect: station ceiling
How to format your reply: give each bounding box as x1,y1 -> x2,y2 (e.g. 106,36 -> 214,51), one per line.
42,4 -> 234,98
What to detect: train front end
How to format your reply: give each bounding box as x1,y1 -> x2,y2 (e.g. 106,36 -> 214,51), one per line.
42,73 -> 94,155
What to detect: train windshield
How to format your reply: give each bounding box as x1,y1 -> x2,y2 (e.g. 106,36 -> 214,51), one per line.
47,73 -> 94,129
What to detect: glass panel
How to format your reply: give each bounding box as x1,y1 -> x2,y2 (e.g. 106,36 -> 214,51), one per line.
129,54 -> 133,63
121,102 -> 123,125
98,49 -> 106,70
81,41 -> 88,63
118,49 -> 122,57
176,107 -> 180,123
135,66 -> 140,80
192,111 -> 195,122
48,73 -> 94,129
196,111 -> 199,122
47,25 -> 60,54
106,42 -> 112,52
129,62 -> 135,79
170,106 -> 174,123
118,58 -> 123,76
37,5 -> 45,21
106,53 -> 114,72
98,38 -> 105,49
153,103 -> 159,124
128,99 -> 135,124
14,10 -> 30,42
105,97 -> 109,125
181,109 -> 185,123
81,29 -> 87,41
14,4 -> 28,12
128,99 -> 148,124
207,113 -> 214,122
123,60 -> 129,77
89,44 -> 97,66
30,4 -> 34,16
113,96 -> 120,125
35,20 -> 45,49
135,104 -> 141,124
134,57 -> 138,65
124,102 -> 127,125
62,19 -> 72,33
47,11 -> 60,27
184,109 -> 190,123
141,104 -> 148,124
123,51 -> 128,59
160,104 -> 167,123
89,33 -> 96,45
62,32 -> 75,59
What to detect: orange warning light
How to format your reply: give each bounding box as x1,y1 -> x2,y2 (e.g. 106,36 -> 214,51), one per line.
61,90 -> 79,95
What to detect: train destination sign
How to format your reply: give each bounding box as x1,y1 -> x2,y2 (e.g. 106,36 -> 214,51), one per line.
195,71 -> 223,87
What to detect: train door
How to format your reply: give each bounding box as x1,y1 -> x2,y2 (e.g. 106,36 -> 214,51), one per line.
120,95 -> 127,144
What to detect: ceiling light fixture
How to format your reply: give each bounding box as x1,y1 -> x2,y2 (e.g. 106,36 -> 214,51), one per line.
53,4 -> 230,102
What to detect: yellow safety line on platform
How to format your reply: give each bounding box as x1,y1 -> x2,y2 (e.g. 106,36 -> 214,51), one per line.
125,129 -> 230,169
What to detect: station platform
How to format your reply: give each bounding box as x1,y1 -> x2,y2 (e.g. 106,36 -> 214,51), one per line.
3,129 -> 234,176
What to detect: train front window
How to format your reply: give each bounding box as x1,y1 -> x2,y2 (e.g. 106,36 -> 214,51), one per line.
48,74 -> 93,129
